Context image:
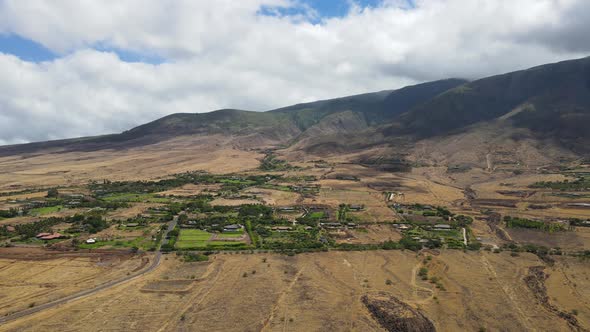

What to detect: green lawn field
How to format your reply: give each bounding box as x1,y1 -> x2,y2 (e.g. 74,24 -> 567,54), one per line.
176,229 -> 245,249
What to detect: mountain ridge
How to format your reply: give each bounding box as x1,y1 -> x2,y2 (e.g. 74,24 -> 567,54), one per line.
1,56 -> 589,164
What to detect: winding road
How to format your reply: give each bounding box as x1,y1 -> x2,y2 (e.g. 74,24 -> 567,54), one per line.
0,217 -> 177,325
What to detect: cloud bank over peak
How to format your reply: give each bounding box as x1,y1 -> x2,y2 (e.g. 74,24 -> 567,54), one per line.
0,0 -> 588,144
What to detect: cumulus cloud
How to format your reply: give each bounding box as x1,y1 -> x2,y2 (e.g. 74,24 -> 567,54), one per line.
0,0 -> 588,144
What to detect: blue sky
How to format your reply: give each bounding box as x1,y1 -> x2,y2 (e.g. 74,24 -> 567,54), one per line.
0,0 -> 392,63
0,34 -> 56,62
0,34 -> 167,63
259,0 -> 387,20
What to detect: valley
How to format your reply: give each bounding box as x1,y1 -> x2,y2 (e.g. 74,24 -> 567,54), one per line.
1,152 -> 589,331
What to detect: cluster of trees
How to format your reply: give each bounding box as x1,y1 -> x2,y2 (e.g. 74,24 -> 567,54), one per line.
361,157 -> 413,173
454,215 -> 474,227
11,217 -> 63,239
89,173 -> 219,195
61,214 -> 109,234
259,154 -> 297,171
90,172 -> 282,196
569,218 -> 590,227
181,252 -> 209,262
4,213 -> 111,240
260,229 -> 327,251
77,200 -> 129,210
296,210 -> 327,227
531,176 -> 590,191
0,208 -> 19,219
46,188 -> 59,198
504,216 -> 567,232
421,206 -> 453,218
239,204 -> 273,219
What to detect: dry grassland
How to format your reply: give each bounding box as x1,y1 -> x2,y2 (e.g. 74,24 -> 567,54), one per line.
157,184 -> 221,197
105,203 -> 165,220
210,198 -> 261,206
334,224 -> 402,244
0,248 -> 146,318
307,180 -> 397,222
244,188 -> 301,206
2,251 -> 588,331
0,135 -> 263,190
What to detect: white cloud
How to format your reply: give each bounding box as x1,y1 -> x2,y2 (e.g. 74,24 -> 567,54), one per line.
0,0 -> 588,143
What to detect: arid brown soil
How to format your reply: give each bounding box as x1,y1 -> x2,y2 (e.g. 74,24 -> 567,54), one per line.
524,266 -> 585,331
0,248 -> 146,318
362,292 -> 436,332
1,251 -> 588,332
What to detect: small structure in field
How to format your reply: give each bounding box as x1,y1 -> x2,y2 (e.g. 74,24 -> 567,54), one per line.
223,224 -> 243,232
277,206 -> 297,212
349,204 -> 365,211
85,238 -> 96,244
271,226 -> 293,232
335,175 -> 359,181
433,224 -> 452,230
320,222 -> 342,229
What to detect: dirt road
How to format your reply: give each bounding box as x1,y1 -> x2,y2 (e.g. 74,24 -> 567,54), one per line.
0,217 -> 178,324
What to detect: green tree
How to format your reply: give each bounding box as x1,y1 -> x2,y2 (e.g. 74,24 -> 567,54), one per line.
46,188 -> 59,198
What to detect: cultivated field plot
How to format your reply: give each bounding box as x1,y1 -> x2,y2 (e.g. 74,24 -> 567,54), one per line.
506,227 -> 590,251
330,224 -> 402,244
157,183 -> 221,197
209,198 -> 261,206
3,251 -> 588,332
333,224 -> 403,244
244,188 -> 301,206
307,182 -> 397,222
176,229 -> 212,248
467,172 -> 590,217
175,229 -> 244,249
0,249 -> 145,317
105,203 -> 165,220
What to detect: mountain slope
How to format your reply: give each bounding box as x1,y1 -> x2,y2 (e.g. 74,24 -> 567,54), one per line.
1,56 -> 589,163
396,57 -> 590,148
0,79 -> 465,156
271,79 -> 467,128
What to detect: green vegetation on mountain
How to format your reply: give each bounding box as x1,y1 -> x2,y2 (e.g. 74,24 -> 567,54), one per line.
1,56 -> 589,159
397,57 -> 590,149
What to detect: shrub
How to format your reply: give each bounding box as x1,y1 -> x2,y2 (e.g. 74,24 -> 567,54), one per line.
418,267 -> 428,280
183,253 -> 209,262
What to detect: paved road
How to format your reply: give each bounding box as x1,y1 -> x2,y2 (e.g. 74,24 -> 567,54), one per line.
0,217 -> 178,325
